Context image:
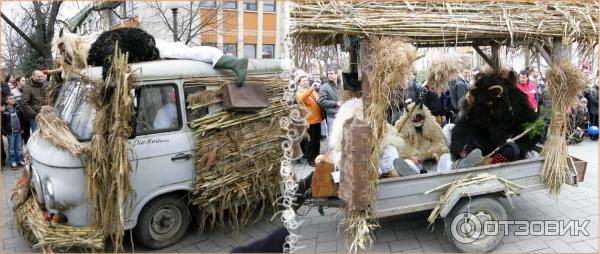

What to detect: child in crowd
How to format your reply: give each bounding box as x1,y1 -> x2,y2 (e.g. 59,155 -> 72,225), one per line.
2,94 -> 26,169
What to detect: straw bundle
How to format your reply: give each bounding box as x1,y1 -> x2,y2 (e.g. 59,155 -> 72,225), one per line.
291,1 -> 598,58
36,106 -> 89,156
424,173 -> 523,225
85,46 -> 134,250
541,61 -> 588,196
340,37 -> 417,251
188,73 -> 288,233
13,189 -> 103,253
426,52 -> 470,93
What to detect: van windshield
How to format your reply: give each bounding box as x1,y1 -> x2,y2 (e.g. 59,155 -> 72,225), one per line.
54,79 -> 96,141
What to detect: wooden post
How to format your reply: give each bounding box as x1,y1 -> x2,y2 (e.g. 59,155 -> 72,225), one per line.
552,37 -> 571,63
491,42 -> 500,72
360,39 -> 371,108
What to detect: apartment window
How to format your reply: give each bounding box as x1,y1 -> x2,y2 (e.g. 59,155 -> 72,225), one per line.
200,1 -> 217,8
263,1 -> 276,12
223,1 -> 237,10
262,44 -> 274,59
244,1 -> 257,11
244,44 -> 256,59
224,44 -> 237,57
203,43 -> 217,47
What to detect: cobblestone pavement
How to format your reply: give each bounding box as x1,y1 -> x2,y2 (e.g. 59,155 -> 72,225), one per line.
1,139 -> 597,253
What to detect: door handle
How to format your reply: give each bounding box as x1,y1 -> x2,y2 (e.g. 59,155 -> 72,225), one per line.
171,153 -> 192,161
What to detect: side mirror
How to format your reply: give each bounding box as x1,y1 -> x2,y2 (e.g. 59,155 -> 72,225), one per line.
129,88 -> 140,139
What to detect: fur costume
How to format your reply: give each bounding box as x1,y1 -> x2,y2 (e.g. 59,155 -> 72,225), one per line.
53,29 -> 101,69
54,28 -> 160,79
395,103 -> 448,161
450,68 -> 541,161
329,98 -> 404,167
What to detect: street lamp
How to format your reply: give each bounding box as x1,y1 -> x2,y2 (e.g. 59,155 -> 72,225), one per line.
162,2 -> 187,42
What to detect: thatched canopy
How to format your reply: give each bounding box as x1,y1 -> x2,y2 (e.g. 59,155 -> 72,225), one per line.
291,0 -> 599,48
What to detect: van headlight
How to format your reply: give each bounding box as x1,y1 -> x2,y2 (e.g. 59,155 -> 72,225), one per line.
31,167 -> 44,205
44,180 -> 55,209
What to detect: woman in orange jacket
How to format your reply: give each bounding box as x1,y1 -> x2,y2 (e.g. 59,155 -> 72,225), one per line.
296,75 -> 322,167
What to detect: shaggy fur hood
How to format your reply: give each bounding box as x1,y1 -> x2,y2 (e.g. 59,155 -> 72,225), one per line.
52,28 -> 101,69
329,98 -> 404,166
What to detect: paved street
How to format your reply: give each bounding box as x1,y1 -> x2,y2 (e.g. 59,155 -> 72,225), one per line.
1,139 -> 597,253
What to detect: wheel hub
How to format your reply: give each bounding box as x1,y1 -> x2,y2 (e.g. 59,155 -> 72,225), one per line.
149,205 -> 182,241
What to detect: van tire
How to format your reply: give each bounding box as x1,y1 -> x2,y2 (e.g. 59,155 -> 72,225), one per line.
134,194 -> 191,249
444,197 -> 506,253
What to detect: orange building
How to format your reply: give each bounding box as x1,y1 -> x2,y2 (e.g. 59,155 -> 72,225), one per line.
199,1 -> 282,59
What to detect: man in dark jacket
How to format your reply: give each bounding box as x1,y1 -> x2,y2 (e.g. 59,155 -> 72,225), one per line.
422,84 -> 447,125
407,71 -> 422,102
21,70 -> 46,132
584,84 -> 599,127
448,69 -> 470,123
318,70 -> 341,142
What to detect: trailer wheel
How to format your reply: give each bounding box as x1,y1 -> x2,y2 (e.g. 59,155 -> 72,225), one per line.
134,194 -> 191,249
444,197 -> 507,253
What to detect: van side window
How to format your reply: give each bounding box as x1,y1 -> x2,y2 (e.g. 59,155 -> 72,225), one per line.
136,84 -> 181,134
183,83 -> 223,127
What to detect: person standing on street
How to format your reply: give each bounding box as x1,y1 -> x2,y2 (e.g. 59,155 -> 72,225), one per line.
2,94 -> 26,169
296,75 -> 322,167
318,70 -> 341,143
22,70 -> 46,132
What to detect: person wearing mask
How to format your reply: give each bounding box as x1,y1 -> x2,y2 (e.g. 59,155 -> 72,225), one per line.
318,70 -> 341,141
22,70 -> 47,132
2,94 -> 26,168
517,69 -> 539,111
11,76 -> 30,143
296,75 -> 322,167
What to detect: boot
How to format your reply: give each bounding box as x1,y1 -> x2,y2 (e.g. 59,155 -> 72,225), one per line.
213,55 -> 248,86
454,149 -> 483,169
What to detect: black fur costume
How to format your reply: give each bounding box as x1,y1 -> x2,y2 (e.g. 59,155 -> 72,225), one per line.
87,28 -> 160,79
450,69 -> 541,161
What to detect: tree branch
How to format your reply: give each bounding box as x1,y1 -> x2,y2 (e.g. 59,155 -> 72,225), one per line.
46,1 -> 63,42
0,12 -> 45,56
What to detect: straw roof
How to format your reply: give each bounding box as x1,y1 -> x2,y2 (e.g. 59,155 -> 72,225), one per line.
291,0 -> 599,47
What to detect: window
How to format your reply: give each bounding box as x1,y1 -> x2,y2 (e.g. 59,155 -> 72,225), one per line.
263,1 -> 276,12
223,43 -> 237,57
244,1 -> 257,11
135,84 -> 181,134
222,1 -> 237,10
54,79 -> 96,141
203,42 -> 217,47
184,83 -> 223,126
200,1 -> 216,8
262,44 -> 274,59
244,44 -> 256,59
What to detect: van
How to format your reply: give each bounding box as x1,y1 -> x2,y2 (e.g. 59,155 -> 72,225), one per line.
27,59 -> 287,249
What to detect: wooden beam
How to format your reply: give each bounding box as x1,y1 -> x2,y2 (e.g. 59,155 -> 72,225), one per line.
472,44 -> 494,69
533,41 -> 553,66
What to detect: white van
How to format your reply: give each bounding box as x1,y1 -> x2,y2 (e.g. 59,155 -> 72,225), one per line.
27,59 -> 286,249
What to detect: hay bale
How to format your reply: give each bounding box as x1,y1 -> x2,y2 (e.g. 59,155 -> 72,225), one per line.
188,73 -> 289,234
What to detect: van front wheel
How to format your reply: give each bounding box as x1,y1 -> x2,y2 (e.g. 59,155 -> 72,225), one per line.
134,194 -> 191,249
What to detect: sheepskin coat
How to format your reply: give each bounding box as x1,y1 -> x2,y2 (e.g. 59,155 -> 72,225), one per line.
395,104 -> 448,160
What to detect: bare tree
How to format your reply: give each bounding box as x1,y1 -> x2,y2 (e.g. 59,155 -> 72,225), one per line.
1,1 -> 63,64
2,8 -> 30,76
148,1 -> 234,46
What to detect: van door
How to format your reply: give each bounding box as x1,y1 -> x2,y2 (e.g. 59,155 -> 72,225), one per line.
128,82 -> 195,214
